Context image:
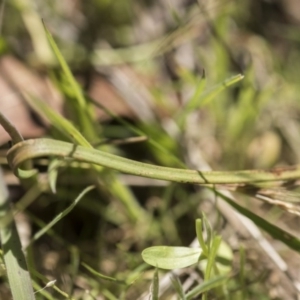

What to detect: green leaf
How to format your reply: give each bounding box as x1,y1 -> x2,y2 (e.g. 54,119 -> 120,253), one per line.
24,94 -> 92,148
207,75 -> 243,99
204,235 -> 222,280
16,167 -> 38,179
177,76 -> 206,125
199,240 -> 233,275
216,190 -> 300,252
0,169 -> 35,300
186,275 -> 229,300
171,275 -> 187,300
48,158 -> 61,193
81,262 -> 126,285
26,185 -> 95,247
42,22 -> 84,108
196,218 -> 208,256
202,212 -> 213,251
42,22 -> 95,140
142,246 -> 202,270
177,74 -> 243,126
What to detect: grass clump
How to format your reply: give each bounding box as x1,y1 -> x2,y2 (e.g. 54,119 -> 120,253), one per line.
1,1 -> 300,299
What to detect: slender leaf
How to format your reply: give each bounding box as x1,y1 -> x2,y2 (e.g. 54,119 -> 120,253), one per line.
171,275 -> 187,300
196,218 -> 208,256
202,213 -> 213,251
22,95 -> 145,222
205,235 -> 222,280
26,185 -> 95,247
48,158 -> 60,193
81,262 -> 126,284
177,74 -> 244,126
42,22 -> 84,108
24,94 -> 92,148
151,267 -> 159,300
178,76 -> 206,125
42,22 -> 95,140
0,168 -> 35,300
216,190 -> 300,252
201,74 -> 243,104
186,275 -> 229,300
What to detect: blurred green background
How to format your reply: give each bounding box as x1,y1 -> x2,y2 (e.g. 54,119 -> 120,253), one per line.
1,0 -> 300,299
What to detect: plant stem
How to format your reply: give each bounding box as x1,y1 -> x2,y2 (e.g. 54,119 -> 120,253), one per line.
7,138 -> 300,186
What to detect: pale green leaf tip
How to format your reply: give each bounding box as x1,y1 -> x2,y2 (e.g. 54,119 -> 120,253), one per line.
17,168 -> 38,179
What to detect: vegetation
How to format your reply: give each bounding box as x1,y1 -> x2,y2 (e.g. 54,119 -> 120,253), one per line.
0,0 -> 300,299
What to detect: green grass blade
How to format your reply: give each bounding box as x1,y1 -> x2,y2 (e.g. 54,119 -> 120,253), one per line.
81,262 -> 127,284
151,267 -> 159,300
42,22 -> 95,139
23,97 -> 145,222
0,168 -> 35,300
204,235 -> 222,280
32,281 -> 53,299
31,269 -> 73,299
177,74 -> 244,126
171,275 -> 187,300
185,275 -> 228,300
196,219 -> 208,256
25,94 -> 92,148
102,289 -> 118,300
42,22 -> 84,108
48,159 -> 60,193
202,213 -> 213,251
239,246 -> 246,299
177,76 -> 206,126
216,190 -> 300,252
26,185 -> 95,247
200,74 -> 243,106
87,95 -> 185,168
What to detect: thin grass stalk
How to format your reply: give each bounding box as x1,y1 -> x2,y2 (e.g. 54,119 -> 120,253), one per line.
0,168 -> 35,300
